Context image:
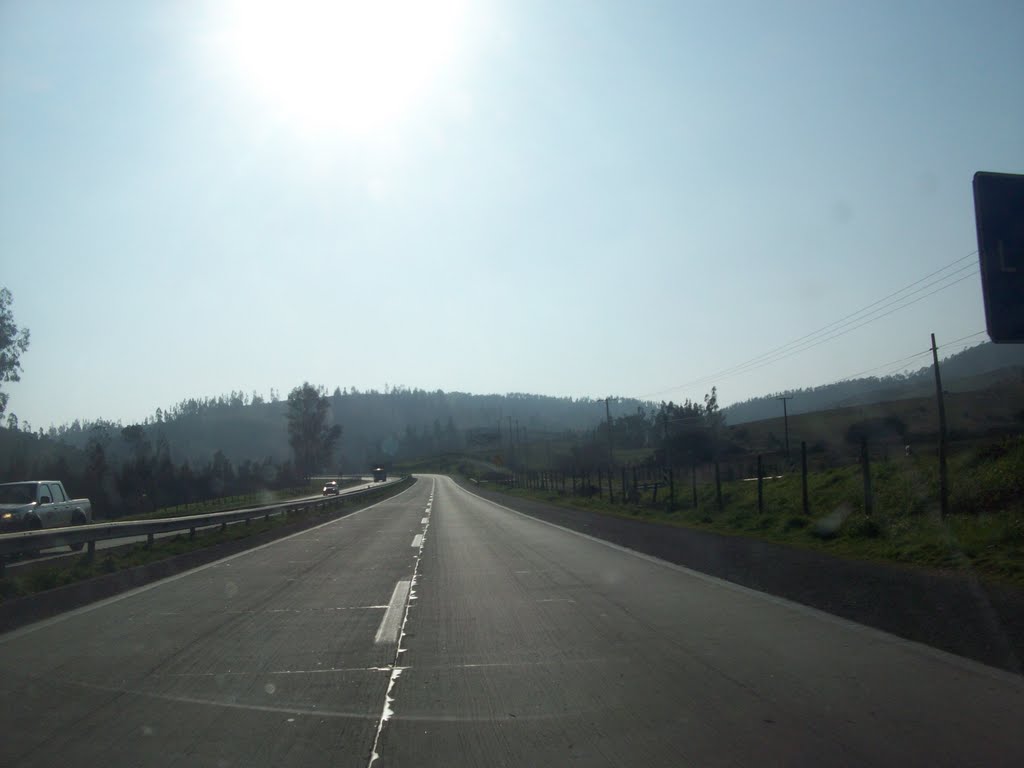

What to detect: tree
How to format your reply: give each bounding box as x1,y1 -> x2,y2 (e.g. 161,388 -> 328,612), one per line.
286,383 -> 342,478
0,287 -> 31,417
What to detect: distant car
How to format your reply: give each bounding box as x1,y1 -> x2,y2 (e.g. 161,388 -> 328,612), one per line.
322,481 -> 339,496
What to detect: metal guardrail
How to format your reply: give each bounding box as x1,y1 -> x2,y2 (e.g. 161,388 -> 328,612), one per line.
0,478 -> 406,573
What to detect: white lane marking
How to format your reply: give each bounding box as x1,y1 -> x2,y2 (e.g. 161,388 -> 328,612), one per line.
450,477 -> 1024,687
537,598 -> 576,603
374,580 -> 412,644
0,480 -> 423,645
411,534 -> 423,548
421,517 -> 428,524
368,476 -> 434,767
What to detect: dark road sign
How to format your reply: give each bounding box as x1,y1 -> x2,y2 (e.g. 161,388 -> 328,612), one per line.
974,172 -> 1024,343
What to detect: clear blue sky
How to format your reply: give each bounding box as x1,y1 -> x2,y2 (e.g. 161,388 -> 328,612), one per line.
2,0 -> 1022,430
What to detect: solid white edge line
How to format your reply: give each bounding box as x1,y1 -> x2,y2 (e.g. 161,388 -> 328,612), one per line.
449,477 -> 1024,687
0,479 -> 424,645
374,580 -> 412,644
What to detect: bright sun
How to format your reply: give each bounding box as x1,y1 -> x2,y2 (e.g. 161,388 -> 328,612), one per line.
215,0 -> 468,137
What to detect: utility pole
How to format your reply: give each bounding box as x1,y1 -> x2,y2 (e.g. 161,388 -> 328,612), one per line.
777,395 -> 794,458
931,333 -> 949,517
605,397 -> 615,468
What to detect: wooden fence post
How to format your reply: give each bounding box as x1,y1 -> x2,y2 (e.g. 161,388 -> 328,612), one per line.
715,461 -> 722,512
757,455 -> 764,514
801,441 -> 809,516
861,438 -> 874,516
691,463 -> 698,508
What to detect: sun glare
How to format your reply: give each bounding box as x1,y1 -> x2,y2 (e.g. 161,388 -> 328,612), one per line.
215,0 -> 467,137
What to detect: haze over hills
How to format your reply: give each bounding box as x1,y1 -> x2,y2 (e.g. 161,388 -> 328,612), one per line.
722,342 -> 1024,425
17,341 -> 1020,472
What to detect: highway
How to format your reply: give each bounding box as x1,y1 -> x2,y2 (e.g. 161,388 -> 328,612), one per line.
6,478 -> 386,571
0,475 -> 1021,767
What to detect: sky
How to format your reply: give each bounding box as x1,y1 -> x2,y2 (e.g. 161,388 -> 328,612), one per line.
2,0 -> 1022,430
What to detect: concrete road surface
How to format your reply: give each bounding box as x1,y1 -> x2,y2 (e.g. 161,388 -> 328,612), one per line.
0,475 -> 1021,767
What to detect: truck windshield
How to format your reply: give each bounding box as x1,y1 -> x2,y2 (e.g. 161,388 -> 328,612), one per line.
0,484 -> 35,504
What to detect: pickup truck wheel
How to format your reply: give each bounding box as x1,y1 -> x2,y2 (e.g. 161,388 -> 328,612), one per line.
69,511 -> 87,551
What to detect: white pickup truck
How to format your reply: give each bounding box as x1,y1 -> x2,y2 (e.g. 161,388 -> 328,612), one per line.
0,480 -> 93,537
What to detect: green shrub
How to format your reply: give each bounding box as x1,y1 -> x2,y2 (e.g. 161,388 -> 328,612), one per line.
845,515 -> 883,539
782,515 -> 809,532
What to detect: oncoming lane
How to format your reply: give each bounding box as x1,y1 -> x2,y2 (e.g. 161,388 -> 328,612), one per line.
8,478 -> 396,570
0,478 -> 429,768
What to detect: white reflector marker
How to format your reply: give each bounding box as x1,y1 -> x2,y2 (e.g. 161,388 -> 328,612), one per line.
375,580 -> 411,644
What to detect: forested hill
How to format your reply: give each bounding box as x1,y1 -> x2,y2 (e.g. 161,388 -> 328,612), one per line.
18,343 -> 1024,473
723,342 -> 1024,425
44,389 -> 654,470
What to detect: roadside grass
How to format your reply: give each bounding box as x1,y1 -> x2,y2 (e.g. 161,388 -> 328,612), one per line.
0,477 -> 413,603
468,437 -> 1024,588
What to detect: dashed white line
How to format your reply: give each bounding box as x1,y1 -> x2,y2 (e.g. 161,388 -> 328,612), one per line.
421,517 -> 428,524
374,580 -> 411,644
368,478 -> 434,766
411,534 -> 423,548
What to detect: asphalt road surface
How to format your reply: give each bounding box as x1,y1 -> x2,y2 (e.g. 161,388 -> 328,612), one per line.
0,475 -> 1021,767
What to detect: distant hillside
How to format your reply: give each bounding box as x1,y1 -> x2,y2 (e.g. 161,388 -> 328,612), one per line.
48,388 -> 654,471
724,342 -> 1024,425
28,342 -> 1024,474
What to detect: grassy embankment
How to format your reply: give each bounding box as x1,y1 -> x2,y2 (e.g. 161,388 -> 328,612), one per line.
0,476 -> 413,602
467,438 -> 1024,587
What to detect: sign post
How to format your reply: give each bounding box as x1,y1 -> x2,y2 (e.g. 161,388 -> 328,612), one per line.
973,172 -> 1024,343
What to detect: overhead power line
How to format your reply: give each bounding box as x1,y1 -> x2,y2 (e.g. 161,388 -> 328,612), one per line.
713,268 -> 980,382
804,329 -> 989,389
639,251 -> 979,400
831,349 -> 934,384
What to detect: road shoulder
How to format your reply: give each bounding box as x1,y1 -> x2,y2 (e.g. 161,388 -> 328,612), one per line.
452,476 -> 1024,675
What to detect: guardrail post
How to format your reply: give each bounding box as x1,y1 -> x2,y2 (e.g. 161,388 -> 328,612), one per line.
146,533 -> 154,548
190,527 -> 196,539
87,540 -> 95,559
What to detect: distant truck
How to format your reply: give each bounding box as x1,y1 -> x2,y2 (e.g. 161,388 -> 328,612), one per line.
372,467 -> 387,482
0,481 -> 93,536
